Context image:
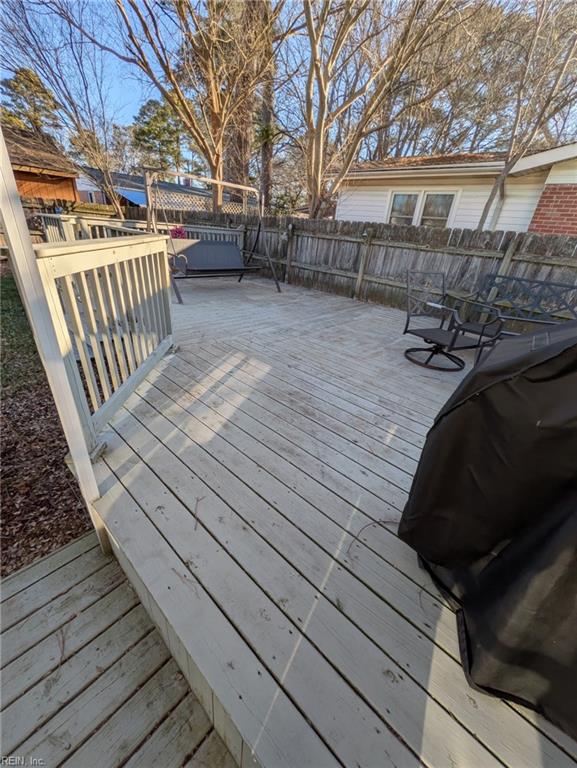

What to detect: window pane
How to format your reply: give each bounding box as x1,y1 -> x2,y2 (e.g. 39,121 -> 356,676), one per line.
420,193 -> 454,228
390,193 -> 418,225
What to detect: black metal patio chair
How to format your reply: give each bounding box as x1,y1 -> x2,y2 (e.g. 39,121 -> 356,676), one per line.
403,271 -> 502,371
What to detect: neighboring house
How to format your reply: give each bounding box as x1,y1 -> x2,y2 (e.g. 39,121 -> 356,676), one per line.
3,125 -> 79,202
77,168 -> 215,211
335,144 -> 577,235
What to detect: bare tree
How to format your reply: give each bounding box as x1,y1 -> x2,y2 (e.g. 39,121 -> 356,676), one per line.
476,0 -> 577,230
1,0 -> 127,217
289,0 -> 480,216
44,0 -> 298,211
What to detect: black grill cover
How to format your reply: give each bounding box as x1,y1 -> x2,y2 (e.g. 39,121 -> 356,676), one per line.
398,321 -> 577,739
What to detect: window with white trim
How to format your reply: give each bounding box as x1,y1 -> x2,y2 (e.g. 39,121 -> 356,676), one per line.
387,190 -> 456,228
419,192 -> 454,228
389,193 -> 419,225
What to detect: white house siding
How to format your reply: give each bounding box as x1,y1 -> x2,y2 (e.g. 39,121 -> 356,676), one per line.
494,174 -> 545,232
336,172 -> 547,232
335,186 -> 390,222
545,159 -> 577,184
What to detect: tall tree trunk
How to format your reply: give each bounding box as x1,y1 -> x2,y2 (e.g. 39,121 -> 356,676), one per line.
101,168 -> 124,219
259,0 -> 275,211
210,152 -> 224,212
260,68 -> 274,211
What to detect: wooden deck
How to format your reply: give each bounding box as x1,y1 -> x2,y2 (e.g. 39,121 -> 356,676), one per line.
0,532 -> 235,767
70,278 -> 577,767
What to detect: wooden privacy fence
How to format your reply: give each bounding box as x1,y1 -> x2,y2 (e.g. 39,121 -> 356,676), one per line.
150,211 -> 577,309
35,234 -> 172,453
32,210 -> 577,312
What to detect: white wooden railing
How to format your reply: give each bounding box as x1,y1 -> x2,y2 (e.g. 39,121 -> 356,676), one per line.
37,212 -> 244,248
34,234 -> 172,452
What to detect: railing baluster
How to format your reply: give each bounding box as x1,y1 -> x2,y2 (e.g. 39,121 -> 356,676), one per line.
155,250 -> 172,339
146,252 -> 166,340
119,260 -> 144,366
110,262 -> 138,374
127,258 -> 152,359
76,271 -> 112,400
59,274 -> 102,410
101,264 -> 130,382
135,255 -> 158,351
87,268 -> 122,391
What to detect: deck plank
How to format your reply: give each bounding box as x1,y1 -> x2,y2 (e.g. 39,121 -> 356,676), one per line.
1,546 -> 111,630
1,581 -> 138,706
1,538 -> 234,768
101,419 -> 496,767
123,693 -> 212,768
184,730 -> 237,768
0,533 -> 98,603
59,660 -> 189,768
2,606 -> 152,753
1,561 -> 125,666
92,463 -> 341,768
106,393 -> 574,768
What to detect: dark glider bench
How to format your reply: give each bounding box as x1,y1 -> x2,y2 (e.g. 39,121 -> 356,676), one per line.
171,240 -> 261,279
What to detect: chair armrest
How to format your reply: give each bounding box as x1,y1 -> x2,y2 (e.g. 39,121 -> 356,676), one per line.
425,301 -> 449,312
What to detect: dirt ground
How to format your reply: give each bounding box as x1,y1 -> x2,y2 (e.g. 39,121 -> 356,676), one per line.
1,268 -> 91,577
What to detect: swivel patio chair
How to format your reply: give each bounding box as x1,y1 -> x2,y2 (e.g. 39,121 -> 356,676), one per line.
403,270 -> 502,371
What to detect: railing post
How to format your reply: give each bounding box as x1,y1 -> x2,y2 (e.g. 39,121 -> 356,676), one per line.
61,216 -> 77,241
0,127 -> 109,553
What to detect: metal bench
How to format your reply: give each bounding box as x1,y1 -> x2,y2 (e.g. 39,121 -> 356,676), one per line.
464,273 -> 577,330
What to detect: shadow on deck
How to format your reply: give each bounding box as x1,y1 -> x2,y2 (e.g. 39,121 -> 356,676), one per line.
5,278 -> 576,768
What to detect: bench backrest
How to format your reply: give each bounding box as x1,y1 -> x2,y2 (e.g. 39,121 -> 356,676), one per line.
476,273 -> 577,322
181,240 -> 245,271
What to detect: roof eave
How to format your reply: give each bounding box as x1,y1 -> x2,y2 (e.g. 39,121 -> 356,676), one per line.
12,163 -> 78,178
343,162 -> 505,182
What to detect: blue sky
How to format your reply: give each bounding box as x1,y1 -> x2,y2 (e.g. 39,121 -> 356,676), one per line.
105,58 -> 151,126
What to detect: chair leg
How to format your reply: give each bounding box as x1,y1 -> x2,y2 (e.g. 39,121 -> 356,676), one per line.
404,345 -> 465,371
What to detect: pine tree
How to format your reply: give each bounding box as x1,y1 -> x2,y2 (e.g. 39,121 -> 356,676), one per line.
0,68 -> 61,134
132,99 -> 184,171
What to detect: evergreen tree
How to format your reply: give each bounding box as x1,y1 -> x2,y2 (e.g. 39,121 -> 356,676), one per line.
0,67 -> 61,134
132,99 -> 184,171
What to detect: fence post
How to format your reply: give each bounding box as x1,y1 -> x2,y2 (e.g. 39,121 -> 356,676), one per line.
0,127 -> 109,553
284,222 -> 295,283
354,227 -> 374,300
496,232 -> 522,279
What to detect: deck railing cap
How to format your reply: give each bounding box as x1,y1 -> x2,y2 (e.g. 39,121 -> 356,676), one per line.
34,233 -> 168,258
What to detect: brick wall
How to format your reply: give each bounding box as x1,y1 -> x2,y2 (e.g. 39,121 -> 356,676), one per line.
528,184 -> 577,235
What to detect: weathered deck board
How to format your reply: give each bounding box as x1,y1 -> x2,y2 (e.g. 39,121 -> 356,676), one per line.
89,279 -> 577,767
0,533 -> 235,767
